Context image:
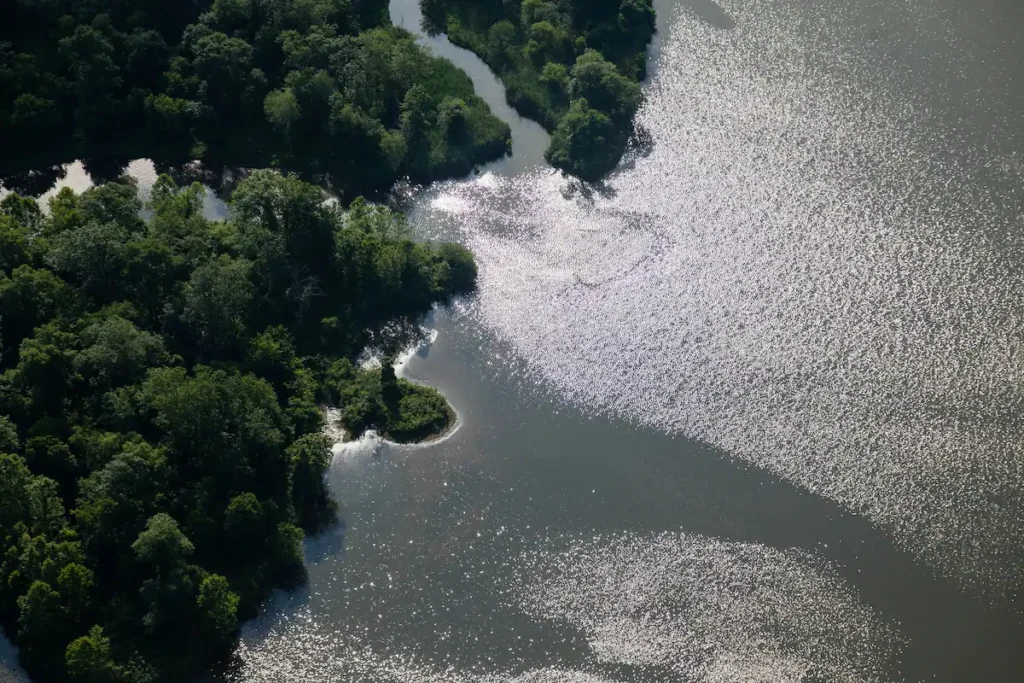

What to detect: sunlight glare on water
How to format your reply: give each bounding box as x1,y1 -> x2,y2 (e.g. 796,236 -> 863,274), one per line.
410,0 -> 1024,591
232,531 -> 900,683
227,0 -> 1024,679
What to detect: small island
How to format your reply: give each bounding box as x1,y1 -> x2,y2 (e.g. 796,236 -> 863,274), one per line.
328,359 -> 457,444
422,0 -> 656,180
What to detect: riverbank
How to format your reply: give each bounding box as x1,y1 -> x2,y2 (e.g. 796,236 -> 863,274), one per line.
420,0 -> 654,180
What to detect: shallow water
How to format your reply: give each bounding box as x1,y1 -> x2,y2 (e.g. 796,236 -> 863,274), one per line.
229,0 -> 1024,681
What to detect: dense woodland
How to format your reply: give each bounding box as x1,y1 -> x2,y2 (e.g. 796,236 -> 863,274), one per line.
422,0 -> 654,180
0,0 -> 510,197
0,171 -> 475,682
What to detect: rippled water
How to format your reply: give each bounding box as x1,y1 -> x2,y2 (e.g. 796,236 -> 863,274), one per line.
410,0 -> 1024,590
228,0 -> 1024,680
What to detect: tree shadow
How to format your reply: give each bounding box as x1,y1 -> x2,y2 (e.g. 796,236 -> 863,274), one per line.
0,630 -> 28,683
302,514 -> 348,566
0,166 -> 67,197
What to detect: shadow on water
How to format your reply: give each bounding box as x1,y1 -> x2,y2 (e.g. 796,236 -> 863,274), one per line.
0,631 -> 27,683
303,517 -> 348,566
0,166 -> 68,197
678,0 -> 737,30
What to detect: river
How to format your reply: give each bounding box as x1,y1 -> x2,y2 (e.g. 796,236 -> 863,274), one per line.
3,0 -> 1024,680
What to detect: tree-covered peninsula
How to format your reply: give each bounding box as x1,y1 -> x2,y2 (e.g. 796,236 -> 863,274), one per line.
0,171 -> 475,682
0,0 -> 510,197
421,0 -> 654,180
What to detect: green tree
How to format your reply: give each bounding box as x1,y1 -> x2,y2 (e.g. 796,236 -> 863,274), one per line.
24,435 -> 79,498
0,266 -> 72,358
224,492 -> 265,546
0,215 -> 32,275
0,453 -> 33,529
539,61 -> 569,100
56,562 -> 95,626
76,316 -> 168,393
195,574 -> 239,650
14,323 -> 80,415
400,84 -> 433,165
180,255 -> 255,359
524,21 -> 568,66
65,626 -> 123,683
486,20 -> 519,68
1,193 -> 43,233
287,433 -> 334,531
0,414 -> 20,453
568,50 -> 642,125
75,442 -> 169,574
79,183 -> 145,235
58,25 -> 123,140
17,580 -> 69,679
246,326 -> 297,394
264,87 -> 301,134
437,97 -> 470,143
46,220 -> 131,304
191,32 -> 262,115
132,513 -> 194,574
545,98 -> 620,180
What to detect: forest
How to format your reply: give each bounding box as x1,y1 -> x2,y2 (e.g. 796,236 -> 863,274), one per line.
0,0 -> 510,197
421,0 -> 654,180
0,171 -> 475,682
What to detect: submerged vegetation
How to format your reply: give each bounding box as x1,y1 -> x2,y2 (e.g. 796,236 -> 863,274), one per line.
0,170 -> 476,682
0,0 -> 510,196
422,0 -> 654,180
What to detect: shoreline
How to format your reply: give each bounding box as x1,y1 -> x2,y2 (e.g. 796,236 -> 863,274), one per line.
321,375 -> 463,451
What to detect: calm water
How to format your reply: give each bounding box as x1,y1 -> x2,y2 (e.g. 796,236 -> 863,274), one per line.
229,0 -> 1024,682
4,0 -> 1024,680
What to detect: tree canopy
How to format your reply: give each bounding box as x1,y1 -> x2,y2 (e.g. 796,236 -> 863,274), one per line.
422,0 -> 654,180
0,170 -> 476,682
0,0 -> 510,198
